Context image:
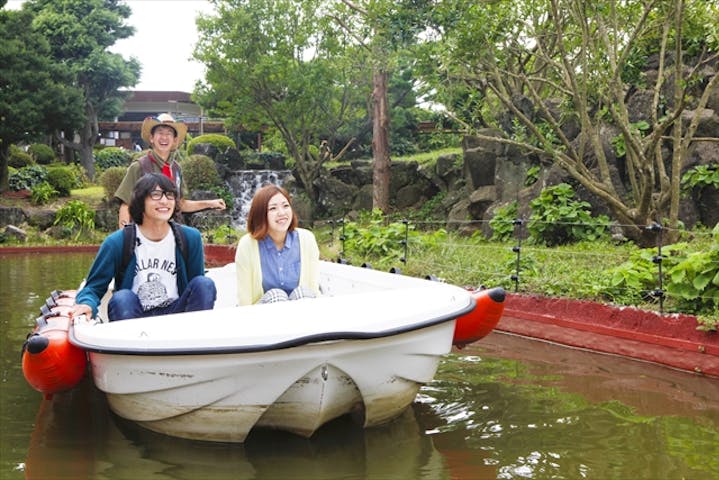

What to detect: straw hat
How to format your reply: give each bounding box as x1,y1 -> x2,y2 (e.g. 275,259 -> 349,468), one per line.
140,113 -> 188,146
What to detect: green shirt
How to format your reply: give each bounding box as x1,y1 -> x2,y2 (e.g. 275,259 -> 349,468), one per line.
114,151 -> 187,205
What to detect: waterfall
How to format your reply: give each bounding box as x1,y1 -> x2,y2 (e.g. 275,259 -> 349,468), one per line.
226,170 -> 292,229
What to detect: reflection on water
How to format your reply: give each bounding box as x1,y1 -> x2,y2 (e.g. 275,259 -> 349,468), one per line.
2,252 -> 719,480
0,252 -> 96,480
426,335 -> 719,480
23,381 -> 444,480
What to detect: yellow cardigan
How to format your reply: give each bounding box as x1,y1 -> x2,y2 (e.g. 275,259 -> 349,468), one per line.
234,228 -> 320,306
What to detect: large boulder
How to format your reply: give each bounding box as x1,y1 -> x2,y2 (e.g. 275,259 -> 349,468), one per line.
93,206 -> 117,232
681,108 -> 719,138
626,89 -> 656,123
462,131 -> 504,190
352,184 -> 373,212
329,161 -> 372,187
26,209 -> 56,230
467,185 -> 498,219
390,161 -> 420,192
315,176 -> 358,218
216,147 -> 245,171
696,187 -> 719,228
190,143 -> 219,160
0,207 -> 27,227
494,155 -> 533,204
396,178 -> 438,210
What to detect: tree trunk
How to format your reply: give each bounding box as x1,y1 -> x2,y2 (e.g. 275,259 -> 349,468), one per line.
62,130 -> 74,164
79,102 -> 98,180
0,145 -> 9,193
371,68 -> 391,213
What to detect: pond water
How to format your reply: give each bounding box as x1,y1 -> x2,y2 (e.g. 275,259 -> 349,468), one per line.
1,252 -> 718,480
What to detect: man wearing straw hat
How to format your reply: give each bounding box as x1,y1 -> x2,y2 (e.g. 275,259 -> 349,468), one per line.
114,113 -> 226,228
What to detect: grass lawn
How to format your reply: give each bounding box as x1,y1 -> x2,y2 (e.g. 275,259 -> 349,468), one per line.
70,186 -> 105,206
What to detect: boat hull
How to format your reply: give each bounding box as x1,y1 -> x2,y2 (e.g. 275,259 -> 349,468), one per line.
92,321 -> 453,442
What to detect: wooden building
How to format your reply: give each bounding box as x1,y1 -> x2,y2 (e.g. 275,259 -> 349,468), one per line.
98,91 -> 226,150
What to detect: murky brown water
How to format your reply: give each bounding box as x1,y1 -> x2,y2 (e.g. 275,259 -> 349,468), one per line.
2,252 -> 718,479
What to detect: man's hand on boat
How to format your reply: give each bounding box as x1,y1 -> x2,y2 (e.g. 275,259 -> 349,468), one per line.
69,304 -> 93,323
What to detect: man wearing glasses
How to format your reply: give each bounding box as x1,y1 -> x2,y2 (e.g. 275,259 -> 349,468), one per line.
114,113 -> 226,228
72,173 -> 217,322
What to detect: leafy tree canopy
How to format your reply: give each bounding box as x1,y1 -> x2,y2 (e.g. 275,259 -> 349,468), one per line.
21,0 -> 140,179
0,7 -> 82,191
419,0 -> 719,245
195,0 -> 365,202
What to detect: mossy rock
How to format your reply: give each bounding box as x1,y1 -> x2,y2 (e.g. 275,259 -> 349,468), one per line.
26,209 -> 56,230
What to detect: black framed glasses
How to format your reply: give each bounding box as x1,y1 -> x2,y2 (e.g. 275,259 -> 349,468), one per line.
148,190 -> 177,201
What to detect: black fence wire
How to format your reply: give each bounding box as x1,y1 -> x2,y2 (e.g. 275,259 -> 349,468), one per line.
325,215 -> 718,317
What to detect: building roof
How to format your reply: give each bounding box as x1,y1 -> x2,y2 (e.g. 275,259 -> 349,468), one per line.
119,90 -> 202,122
100,91 -> 226,144
126,91 -> 194,102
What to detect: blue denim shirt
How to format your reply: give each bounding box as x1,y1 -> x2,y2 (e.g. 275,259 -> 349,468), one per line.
259,230 -> 301,295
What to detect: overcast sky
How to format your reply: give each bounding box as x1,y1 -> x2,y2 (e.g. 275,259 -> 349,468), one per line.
6,0 -> 213,92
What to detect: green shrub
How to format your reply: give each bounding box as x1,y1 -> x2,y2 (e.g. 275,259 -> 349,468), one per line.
8,145 -> 34,168
207,185 -> 233,209
46,166 -> 77,196
28,143 -> 56,165
207,224 -> 239,245
187,134 -> 236,154
64,163 -> 90,189
525,165 -> 540,186
605,228 -> 718,320
30,182 -> 58,205
665,223 -> 719,318
95,147 -> 132,171
681,164 -> 719,194
340,209 -> 421,263
489,201 -> 519,241
8,165 -> 47,191
182,154 -> 221,190
604,247 -> 670,304
98,166 -> 127,200
54,200 -> 95,240
528,183 -> 610,246
413,191 -> 446,223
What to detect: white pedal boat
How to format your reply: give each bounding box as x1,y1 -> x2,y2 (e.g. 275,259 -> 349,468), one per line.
64,261 -> 503,443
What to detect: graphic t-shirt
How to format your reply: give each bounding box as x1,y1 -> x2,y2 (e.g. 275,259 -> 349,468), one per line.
132,226 -> 179,311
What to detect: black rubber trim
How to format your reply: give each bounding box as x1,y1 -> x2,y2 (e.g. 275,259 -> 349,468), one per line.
69,300 -> 475,356
486,287 -> 506,303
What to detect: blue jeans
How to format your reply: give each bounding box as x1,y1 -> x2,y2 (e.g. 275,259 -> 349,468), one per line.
108,276 -> 217,321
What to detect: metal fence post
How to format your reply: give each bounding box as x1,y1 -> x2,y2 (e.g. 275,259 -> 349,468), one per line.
647,222 -> 665,314
510,218 -> 524,293
338,217 -> 346,262
399,219 -> 409,265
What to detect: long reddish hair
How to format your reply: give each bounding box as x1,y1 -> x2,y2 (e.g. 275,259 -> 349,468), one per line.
246,184 -> 298,239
